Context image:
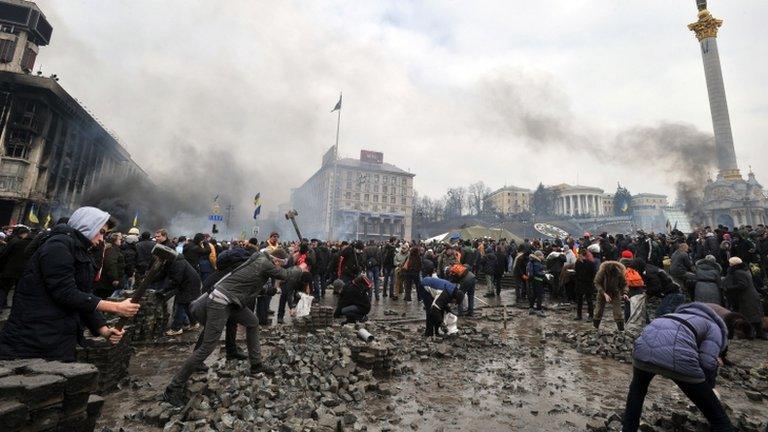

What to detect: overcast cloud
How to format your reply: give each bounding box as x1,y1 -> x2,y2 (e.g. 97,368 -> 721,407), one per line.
34,0 -> 768,226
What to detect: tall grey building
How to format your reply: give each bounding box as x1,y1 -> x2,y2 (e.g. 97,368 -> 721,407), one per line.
290,148 -> 415,241
0,0 -> 146,224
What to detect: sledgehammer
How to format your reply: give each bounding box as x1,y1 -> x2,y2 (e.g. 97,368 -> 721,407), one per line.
115,244 -> 178,331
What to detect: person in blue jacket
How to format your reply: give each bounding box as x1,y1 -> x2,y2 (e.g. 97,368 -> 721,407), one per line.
420,276 -> 466,337
622,302 -> 732,432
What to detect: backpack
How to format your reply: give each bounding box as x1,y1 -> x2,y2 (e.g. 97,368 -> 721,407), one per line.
447,263 -> 469,280
625,268 -> 644,288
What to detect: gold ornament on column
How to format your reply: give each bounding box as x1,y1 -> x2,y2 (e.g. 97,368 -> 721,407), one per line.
688,9 -> 722,41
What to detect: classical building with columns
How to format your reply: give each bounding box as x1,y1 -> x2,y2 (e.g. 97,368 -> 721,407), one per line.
688,2 -> 767,227
0,0 -> 145,224
290,148 -> 415,241
551,184 -> 611,217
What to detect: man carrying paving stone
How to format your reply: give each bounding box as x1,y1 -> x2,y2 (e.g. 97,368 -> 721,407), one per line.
163,247 -> 307,407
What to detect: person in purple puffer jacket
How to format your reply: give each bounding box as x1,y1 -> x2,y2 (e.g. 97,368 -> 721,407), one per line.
622,302 -> 733,432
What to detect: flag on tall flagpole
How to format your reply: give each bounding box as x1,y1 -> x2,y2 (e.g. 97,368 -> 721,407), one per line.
27,204 -> 39,224
331,93 -> 342,112
253,192 -> 261,220
43,212 -> 52,229
133,209 -> 139,227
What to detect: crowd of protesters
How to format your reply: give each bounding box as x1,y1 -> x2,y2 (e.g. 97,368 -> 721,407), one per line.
0,206 -> 766,426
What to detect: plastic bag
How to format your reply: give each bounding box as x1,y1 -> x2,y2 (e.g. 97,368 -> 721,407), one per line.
626,293 -> 647,328
443,312 -> 459,335
295,292 -> 314,317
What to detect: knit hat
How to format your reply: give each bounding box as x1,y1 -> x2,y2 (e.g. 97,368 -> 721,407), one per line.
621,250 -> 634,259
728,256 -> 742,266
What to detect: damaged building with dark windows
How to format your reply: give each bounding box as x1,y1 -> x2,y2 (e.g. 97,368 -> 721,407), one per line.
0,0 -> 145,224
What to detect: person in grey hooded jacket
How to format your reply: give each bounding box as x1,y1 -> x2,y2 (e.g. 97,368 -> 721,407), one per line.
0,207 -> 140,362
622,302 -> 732,432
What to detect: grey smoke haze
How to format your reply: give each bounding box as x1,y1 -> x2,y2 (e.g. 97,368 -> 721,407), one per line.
474,73 -> 716,219
34,0 -> 766,232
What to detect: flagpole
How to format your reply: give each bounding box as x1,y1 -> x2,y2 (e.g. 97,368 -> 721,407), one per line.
329,92 -> 342,241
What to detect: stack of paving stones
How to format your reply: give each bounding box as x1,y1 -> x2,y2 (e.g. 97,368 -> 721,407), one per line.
349,342 -> 395,373
0,359 -> 104,432
550,328 -> 640,363
293,304 -> 334,332
109,291 -> 170,342
75,331 -> 134,393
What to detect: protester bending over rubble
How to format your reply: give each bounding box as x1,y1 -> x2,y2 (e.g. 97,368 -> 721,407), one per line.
420,276 -> 466,338
334,274 -> 372,323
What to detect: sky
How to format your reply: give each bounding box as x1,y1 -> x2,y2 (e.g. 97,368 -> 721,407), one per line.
34,0 -> 768,218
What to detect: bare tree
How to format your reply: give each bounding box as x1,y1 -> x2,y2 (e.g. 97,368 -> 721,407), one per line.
467,181 -> 492,215
443,187 -> 466,219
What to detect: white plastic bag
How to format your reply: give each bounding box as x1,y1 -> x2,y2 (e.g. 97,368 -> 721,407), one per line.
295,292 -> 314,317
627,293 -> 647,328
443,312 -> 459,335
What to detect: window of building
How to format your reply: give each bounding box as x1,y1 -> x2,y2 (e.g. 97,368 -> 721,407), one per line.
345,192 -> 351,199
400,197 -> 406,205
373,195 -> 378,202
5,130 -> 32,159
354,193 -> 360,200
382,185 -> 387,194
373,185 -> 379,193
390,206 -> 396,212
0,160 -> 26,192
390,196 -> 395,204
364,194 -> 369,202
0,38 -> 16,63
401,177 -> 406,185
374,174 -> 379,182
20,48 -> 36,72
346,180 -> 352,189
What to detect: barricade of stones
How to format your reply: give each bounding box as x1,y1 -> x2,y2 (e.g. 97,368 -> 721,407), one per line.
293,304 -> 334,332
0,359 -> 104,432
75,331 -> 134,393
550,328 -> 639,363
109,290 -> 170,342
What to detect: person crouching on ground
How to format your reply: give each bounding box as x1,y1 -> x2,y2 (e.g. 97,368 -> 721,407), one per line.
592,259 -> 628,331
335,275 -> 372,323
622,302 -> 732,432
420,276 -> 466,337
163,247 -> 305,407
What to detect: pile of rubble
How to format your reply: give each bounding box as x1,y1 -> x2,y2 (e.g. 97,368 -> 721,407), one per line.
76,332 -> 134,393
718,362 -> 768,402
137,322 -> 411,431
0,359 -> 105,432
292,305 -> 334,332
584,398 -> 765,432
551,328 -> 640,363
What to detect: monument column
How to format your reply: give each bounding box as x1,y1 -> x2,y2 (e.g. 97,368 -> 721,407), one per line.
689,4 -> 741,180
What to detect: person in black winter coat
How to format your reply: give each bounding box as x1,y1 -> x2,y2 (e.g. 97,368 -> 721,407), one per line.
0,226 -> 32,309
164,255 -> 202,335
481,250 -> 498,297
338,242 -> 364,285
121,238 -> 138,288
334,275 -> 371,323
0,207 -> 139,361
574,249 -> 596,320
135,232 -> 155,279
183,233 -> 211,273
723,257 -> 765,339
493,246 -> 507,296
312,240 -> 330,298
194,248 -> 252,360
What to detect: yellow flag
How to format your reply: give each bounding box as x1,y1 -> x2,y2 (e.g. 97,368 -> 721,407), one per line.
27,205 -> 39,224
43,213 -> 52,229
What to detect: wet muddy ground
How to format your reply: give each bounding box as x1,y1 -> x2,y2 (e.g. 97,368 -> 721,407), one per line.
97,289 -> 768,431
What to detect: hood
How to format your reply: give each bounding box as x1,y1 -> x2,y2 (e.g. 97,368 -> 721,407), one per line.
695,258 -> 721,274
674,302 -> 728,350
68,206 -> 110,241
124,234 -> 139,244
